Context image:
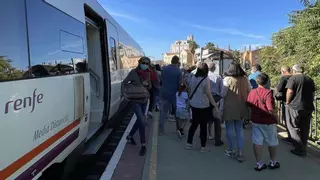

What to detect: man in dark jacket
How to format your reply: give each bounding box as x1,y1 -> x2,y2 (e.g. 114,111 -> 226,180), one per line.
276,66 -> 291,144
285,64 -> 315,157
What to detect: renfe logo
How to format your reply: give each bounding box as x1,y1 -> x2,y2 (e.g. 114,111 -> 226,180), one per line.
5,89 -> 43,114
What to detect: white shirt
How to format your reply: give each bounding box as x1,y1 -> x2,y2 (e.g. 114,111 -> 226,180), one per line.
176,91 -> 188,108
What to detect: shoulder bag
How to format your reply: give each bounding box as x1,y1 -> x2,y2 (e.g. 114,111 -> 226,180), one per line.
123,70 -> 150,103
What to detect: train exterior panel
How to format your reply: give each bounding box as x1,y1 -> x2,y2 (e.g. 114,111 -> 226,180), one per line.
0,0 -> 144,179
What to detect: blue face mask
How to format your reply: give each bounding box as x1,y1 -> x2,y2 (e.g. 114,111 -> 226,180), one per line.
140,64 -> 148,70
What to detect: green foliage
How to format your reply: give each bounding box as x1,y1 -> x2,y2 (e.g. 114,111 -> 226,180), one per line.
187,40 -> 199,55
205,42 -> 215,51
259,2 -> 320,139
299,0 -> 320,6
259,2 -> 320,91
0,56 -> 24,80
230,50 -> 241,64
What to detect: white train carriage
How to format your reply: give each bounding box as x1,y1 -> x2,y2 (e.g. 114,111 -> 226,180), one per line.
0,0 -> 144,179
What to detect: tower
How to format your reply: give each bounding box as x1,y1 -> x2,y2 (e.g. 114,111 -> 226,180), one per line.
187,35 -> 194,41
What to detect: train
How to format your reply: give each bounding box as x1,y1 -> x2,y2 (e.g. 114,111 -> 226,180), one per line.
0,0 -> 144,179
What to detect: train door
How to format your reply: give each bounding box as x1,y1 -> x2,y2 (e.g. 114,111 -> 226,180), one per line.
106,20 -> 121,119
85,17 -> 105,138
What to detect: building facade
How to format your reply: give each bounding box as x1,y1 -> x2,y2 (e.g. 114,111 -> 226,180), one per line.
170,35 -> 194,53
241,45 -> 262,68
163,50 -> 193,66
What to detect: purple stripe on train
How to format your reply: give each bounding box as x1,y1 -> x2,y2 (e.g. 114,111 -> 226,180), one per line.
16,129 -> 79,180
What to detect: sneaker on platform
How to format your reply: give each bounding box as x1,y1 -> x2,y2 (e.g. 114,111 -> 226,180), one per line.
224,149 -> 235,157
185,143 -> 193,150
200,147 -> 210,152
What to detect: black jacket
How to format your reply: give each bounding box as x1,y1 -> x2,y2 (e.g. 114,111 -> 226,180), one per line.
276,75 -> 291,101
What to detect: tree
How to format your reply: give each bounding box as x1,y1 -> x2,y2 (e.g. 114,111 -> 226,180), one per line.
230,50 -> 241,64
205,42 -> 215,51
258,2 -> 320,90
299,0 -> 319,6
188,40 -> 199,63
0,56 -> 24,80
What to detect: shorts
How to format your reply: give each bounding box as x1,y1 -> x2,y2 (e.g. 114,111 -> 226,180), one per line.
252,123 -> 279,146
176,107 -> 188,120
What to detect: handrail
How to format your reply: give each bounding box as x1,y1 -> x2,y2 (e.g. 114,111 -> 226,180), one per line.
275,98 -> 319,142
89,68 -> 100,98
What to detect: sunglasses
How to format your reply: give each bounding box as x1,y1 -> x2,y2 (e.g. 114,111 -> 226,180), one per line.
141,62 -> 149,65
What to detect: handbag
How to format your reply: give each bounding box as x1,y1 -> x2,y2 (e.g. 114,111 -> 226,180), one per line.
189,77 -> 221,119
123,70 -> 150,103
254,89 -> 278,121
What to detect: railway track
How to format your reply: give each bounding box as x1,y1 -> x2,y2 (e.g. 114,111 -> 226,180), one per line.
40,104 -> 134,180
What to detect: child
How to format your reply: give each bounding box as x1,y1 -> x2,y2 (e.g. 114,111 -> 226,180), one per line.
176,83 -> 189,138
247,73 -> 280,171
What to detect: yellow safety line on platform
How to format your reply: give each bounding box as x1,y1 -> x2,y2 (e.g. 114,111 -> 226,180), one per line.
149,112 -> 158,180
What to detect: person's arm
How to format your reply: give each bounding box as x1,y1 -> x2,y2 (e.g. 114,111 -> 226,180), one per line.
247,77 -> 252,92
217,76 -> 223,96
285,77 -> 294,105
276,76 -> 286,92
220,77 -> 229,98
205,78 -> 218,108
121,70 -> 135,95
266,91 -> 275,113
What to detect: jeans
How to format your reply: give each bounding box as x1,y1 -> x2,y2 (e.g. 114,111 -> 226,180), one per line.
148,89 -> 154,112
129,102 -> 148,144
159,98 -> 176,133
225,120 -> 244,150
187,106 -> 212,147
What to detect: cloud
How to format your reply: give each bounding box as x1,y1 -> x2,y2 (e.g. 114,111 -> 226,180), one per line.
108,11 -> 143,22
102,6 -> 144,23
184,23 -> 266,40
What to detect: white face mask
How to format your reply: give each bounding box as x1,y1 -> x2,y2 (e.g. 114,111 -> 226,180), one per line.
251,70 -> 255,74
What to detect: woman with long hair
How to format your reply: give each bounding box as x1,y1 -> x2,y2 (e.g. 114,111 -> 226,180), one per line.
185,62 -> 220,152
221,63 -> 251,162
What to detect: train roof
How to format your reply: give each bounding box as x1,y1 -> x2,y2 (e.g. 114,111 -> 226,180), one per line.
85,0 -> 144,54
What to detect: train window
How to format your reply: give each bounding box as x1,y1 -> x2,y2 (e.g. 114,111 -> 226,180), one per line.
0,0 -> 30,82
26,0 -> 87,77
60,30 -> 84,54
109,37 -> 118,71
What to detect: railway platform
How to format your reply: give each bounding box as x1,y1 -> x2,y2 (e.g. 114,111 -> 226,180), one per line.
103,112 -> 320,180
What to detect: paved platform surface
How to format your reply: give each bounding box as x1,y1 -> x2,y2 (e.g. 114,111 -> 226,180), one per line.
144,113 -> 320,180
112,112 -> 320,180
111,117 -> 154,180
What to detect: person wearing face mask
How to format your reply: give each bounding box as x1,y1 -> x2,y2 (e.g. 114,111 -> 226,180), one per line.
122,56 -> 157,156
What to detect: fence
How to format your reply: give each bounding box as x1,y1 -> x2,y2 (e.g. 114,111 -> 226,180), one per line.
274,98 -> 320,142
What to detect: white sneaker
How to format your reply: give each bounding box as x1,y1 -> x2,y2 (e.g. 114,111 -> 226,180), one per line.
200,147 -> 210,152
185,143 -> 193,150
148,111 -> 153,117
169,115 -> 176,122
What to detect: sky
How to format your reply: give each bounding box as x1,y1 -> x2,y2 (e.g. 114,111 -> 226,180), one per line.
99,0 -> 304,60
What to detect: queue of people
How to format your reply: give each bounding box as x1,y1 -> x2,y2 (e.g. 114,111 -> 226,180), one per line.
122,55 -> 316,171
